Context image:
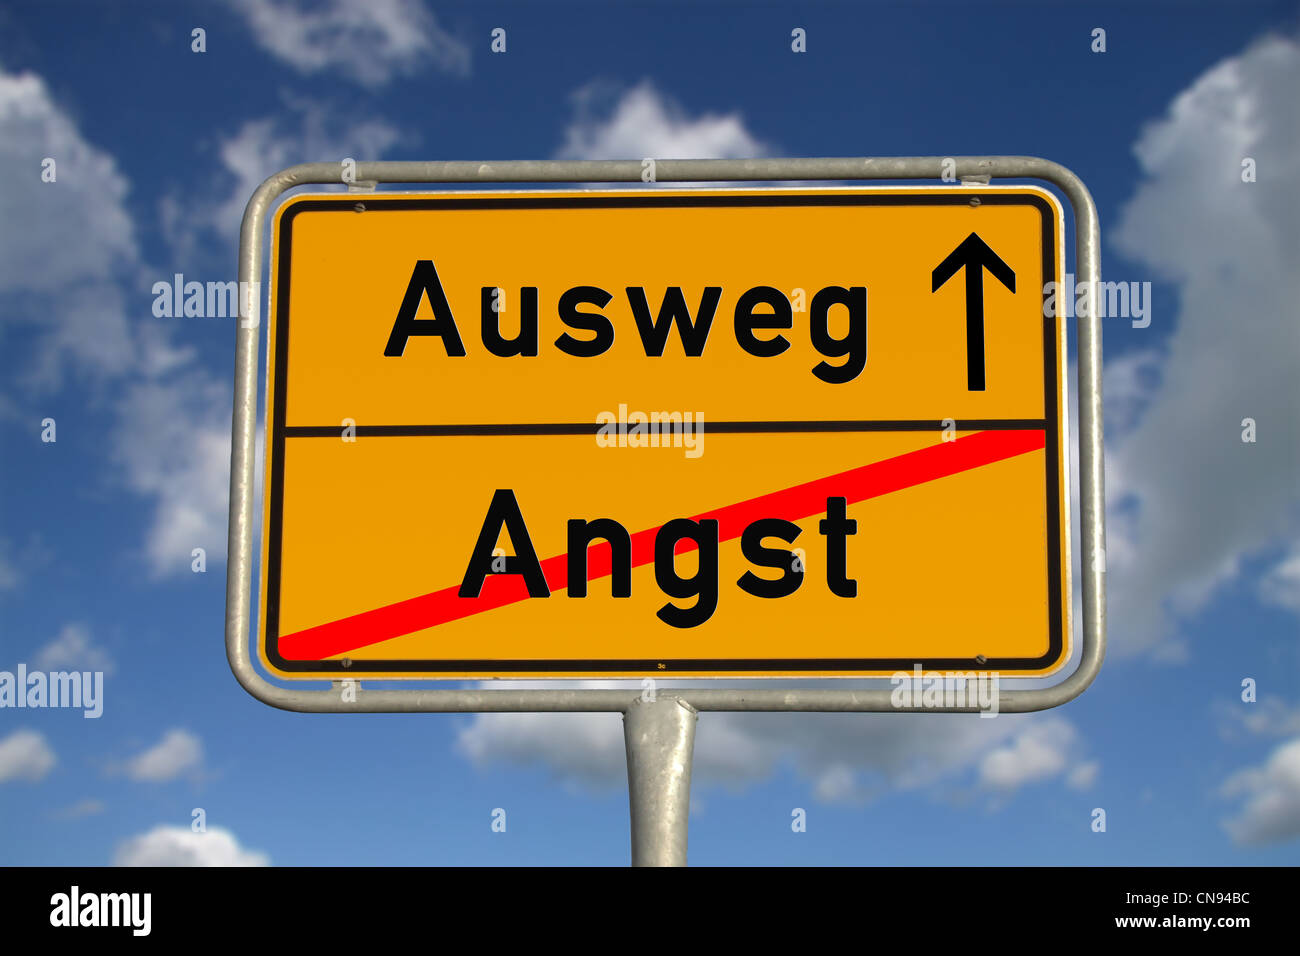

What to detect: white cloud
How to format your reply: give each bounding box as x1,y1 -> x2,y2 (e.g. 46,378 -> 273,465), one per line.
556,79 -> 769,161
1104,32 -> 1300,657
0,68 -> 137,389
1259,546 -> 1300,614
458,712 -> 625,788
1066,760 -> 1100,790
123,729 -> 203,783
111,379 -> 235,577
50,798 -> 106,820
162,98 -> 402,265
455,681 -> 786,790
33,623 -> 114,674
113,825 -> 269,866
0,65 -> 256,581
0,536 -> 49,597
457,682 -> 1093,801
230,0 -> 469,87
978,719 -> 1086,792
219,104 -> 400,230
457,697 -> 792,792
812,764 -> 859,802
1220,696 -> 1300,738
1221,736 -> 1300,846
1101,349 -> 1163,438
0,71 -> 136,289
0,729 -> 56,783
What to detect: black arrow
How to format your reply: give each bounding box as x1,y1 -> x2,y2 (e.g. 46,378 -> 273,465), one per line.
931,232 -> 1016,391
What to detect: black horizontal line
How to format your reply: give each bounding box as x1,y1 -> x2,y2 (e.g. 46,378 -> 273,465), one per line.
289,194 -> 1045,214
282,419 -> 1048,437
272,654 -> 1052,672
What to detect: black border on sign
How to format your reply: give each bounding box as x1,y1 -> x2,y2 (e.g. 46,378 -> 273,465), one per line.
263,192 -> 1063,675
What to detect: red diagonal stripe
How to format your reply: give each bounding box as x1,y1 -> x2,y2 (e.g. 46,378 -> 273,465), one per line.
278,429 -> 1045,660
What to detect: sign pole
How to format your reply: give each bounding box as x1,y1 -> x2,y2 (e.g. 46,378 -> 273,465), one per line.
623,695 -> 698,866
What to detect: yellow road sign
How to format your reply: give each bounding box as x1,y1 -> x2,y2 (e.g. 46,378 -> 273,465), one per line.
259,185 -> 1069,679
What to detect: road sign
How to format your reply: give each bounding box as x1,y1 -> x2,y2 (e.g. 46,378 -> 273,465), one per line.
258,185 -> 1069,680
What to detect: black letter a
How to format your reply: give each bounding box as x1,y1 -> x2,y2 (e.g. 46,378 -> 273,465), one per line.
384,260 -> 466,357
459,490 -> 551,598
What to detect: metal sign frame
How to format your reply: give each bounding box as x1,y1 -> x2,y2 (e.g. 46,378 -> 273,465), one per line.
260,184 -> 1072,681
225,157 -> 1104,864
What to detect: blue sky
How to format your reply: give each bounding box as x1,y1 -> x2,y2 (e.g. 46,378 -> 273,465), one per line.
1,0 -> 1298,866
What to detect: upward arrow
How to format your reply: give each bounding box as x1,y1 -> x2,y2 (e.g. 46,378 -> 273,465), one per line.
931,232 -> 1016,391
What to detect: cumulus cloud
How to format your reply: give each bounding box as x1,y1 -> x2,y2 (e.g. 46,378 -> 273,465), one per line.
978,719 -> 1088,792
230,0 -> 469,86
0,729 -> 56,783
50,798 -> 106,820
556,79 -> 770,161
0,68 -> 137,389
1104,32 -> 1300,657
1100,349 -> 1163,438
457,682 -> 1094,801
1066,761 -> 1100,790
811,764 -> 859,802
110,377 -> 237,577
123,729 -> 203,783
0,535 -> 51,597
33,623 -> 114,675
161,97 -> 401,265
0,71 -> 136,289
458,708 -> 625,789
1221,736 -> 1300,846
0,64 -> 241,580
1219,696 -> 1300,738
114,825 -> 269,866
1258,545 -> 1300,614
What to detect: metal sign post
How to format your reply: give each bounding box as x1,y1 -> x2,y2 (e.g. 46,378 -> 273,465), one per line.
226,157 -> 1104,866
624,696 -> 697,867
